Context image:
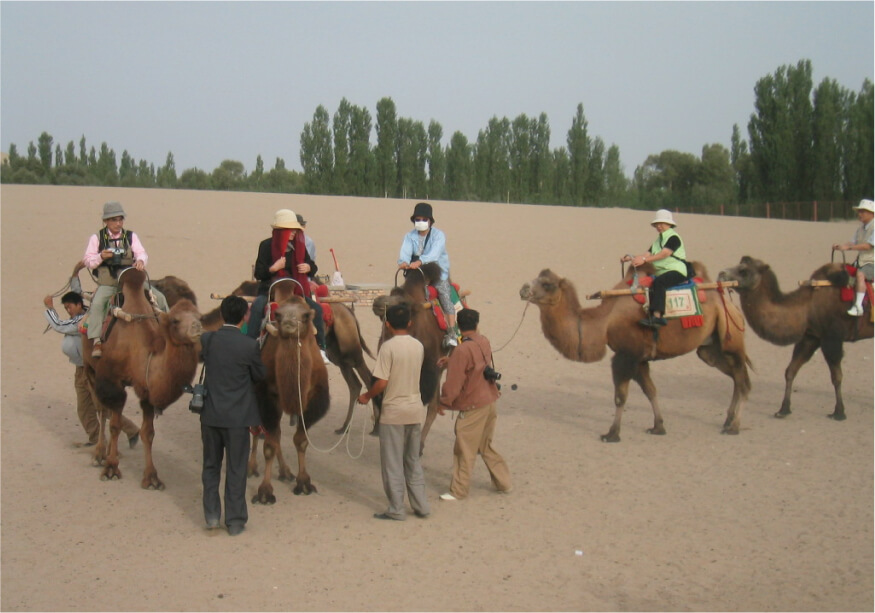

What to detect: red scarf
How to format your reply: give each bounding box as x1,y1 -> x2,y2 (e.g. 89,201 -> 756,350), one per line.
270,228 -> 311,297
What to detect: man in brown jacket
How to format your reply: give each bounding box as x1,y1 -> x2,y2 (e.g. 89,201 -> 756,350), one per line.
437,308 -> 512,501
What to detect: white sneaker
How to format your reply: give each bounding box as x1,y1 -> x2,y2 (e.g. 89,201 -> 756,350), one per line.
443,334 -> 458,348
847,304 -> 864,317
439,492 -> 458,501
320,349 -> 331,365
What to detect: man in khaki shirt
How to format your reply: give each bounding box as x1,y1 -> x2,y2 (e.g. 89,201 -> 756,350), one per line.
437,308 -> 512,501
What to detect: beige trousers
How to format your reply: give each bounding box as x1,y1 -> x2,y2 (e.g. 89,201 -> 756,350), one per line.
449,402 -> 511,499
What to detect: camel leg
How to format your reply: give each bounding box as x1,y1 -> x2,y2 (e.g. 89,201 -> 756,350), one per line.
602,353 -> 637,442
777,336 -> 820,418
820,334 -> 846,421
247,430 -> 260,477
292,423 -> 315,495
93,407 -> 108,467
253,428 -> 278,505
138,404 -> 163,490
335,364 -> 364,435
274,424 -> 295,483
100,409 -> 124,481
632,362 -> 665,436
697,345 -> 751,435
420,400 -> 439,456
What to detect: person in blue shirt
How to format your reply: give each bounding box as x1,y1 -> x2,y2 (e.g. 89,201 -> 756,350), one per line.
397,202 -> 458,347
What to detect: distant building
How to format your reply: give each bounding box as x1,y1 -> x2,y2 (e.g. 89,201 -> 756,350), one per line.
0,153 -> 8,166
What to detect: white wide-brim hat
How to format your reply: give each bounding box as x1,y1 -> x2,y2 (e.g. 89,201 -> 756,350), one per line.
853,199 -> 875,214
271,208 -> 304,230
650,209 -> 676,227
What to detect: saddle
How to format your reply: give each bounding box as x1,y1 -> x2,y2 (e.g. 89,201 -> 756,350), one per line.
839,264 -> 874,307
425,282 -> 467,331
627,275 -> 707,329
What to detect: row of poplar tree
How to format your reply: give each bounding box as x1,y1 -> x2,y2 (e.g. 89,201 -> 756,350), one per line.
2,60 -> 872,212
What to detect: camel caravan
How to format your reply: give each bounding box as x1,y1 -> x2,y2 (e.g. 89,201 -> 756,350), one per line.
67,200 -> 872,497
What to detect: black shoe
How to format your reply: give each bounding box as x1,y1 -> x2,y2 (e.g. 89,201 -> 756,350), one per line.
205,518 -> 221,530
128,433 -> 140,448
413,510 -> 430,519
228,524 -> 245,536
373,512 -> 403,521
639,317 -> 667,328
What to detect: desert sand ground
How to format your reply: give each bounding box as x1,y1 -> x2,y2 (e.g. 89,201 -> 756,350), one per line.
1,184 -> 872,612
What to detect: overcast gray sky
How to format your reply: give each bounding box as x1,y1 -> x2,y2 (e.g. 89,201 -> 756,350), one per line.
2,1 -> 872,178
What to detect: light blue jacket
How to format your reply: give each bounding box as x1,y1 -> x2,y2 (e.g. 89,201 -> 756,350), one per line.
398,227 -> 450,281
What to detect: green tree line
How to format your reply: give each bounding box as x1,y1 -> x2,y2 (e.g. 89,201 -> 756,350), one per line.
3,59 -> 871,215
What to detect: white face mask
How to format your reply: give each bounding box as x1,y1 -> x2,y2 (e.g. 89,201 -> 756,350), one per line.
414,220 -> 430,232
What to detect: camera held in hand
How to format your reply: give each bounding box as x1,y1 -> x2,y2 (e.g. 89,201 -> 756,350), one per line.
109,247 -> 125,267
183,383 -> 206,414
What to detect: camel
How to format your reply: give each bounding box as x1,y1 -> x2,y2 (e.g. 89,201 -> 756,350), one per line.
717,256 -> 873,420
201,279 -> 375,438
519,265 -> 752,442
371,262 -> 452,453
83,268 -> 203,488
251,279 -> 331,503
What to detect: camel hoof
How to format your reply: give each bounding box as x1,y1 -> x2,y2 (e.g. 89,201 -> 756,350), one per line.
278,471 -> 295,484
334,426 -> 347,435
247,469 -> 260,478
600,434 -> 620,443
100,467 -> 122,481
142,478 -> 165,490
646,427 -> 667,436
827,413 -> 847,421
774,409 -> 791,419
252,491 -> 276,505
293,482 -> 317,495
721,428 -> 740,435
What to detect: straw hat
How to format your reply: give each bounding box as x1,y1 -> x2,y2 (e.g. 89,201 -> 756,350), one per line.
650,209 -> 676,227
271,209 -> 304,230
852,199 -> 875,214
102,201 -> 126,220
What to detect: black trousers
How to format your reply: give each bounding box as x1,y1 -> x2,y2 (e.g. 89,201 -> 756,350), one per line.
649,271 -> 688,315
201,424 -> 251,528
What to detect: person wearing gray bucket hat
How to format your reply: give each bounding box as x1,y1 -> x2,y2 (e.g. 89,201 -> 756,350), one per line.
833,199 -> 874,316
621,209 -> 692,328
82,201 -> 159,358
398,202 -> 458,347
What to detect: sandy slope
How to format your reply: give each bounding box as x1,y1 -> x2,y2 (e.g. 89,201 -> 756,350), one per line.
1,185 -> 872,611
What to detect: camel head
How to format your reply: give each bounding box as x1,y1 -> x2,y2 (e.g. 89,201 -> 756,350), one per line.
158,299 -> 203,345
717,256 -> 767,291
520,269 -> 564,305
268,297 -> 315,339
372,292 -> 414,321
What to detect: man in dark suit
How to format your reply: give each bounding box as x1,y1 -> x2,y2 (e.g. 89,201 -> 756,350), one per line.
200,296 -> 266,536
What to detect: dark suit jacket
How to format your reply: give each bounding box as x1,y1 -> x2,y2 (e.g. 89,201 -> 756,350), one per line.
253,236 -> 318,296
199,325 -> 266,428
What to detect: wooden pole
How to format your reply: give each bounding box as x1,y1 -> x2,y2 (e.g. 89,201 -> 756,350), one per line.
586,281 -> 738,300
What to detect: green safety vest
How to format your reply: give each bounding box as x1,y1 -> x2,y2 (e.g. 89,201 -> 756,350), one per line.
650,228 -> 687,277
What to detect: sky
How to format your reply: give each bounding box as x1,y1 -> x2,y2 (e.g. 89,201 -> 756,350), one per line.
2,1 -> 873,178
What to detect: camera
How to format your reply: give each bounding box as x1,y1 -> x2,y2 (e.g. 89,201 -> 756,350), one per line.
183,383 -> 206,414
483,365 -> 502,383
109,247 -> 125,266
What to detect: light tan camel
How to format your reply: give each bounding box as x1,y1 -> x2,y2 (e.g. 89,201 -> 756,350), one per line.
83,268 -> 202,488
718,256 -> 873,420
251,279 -> 331,503
519,266 -> 752,442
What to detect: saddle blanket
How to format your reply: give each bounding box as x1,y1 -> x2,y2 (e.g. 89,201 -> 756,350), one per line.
627,277 -> 704,328
426,283 -> 466,331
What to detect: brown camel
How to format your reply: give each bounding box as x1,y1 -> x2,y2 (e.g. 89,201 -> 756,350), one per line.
251,279 -> 331,503
200,279 -> 375,438
717,256 -> 873,420
519,265 -> 752,442
83,268 -> 203,488
150,275 -> 199,308
371,262 -> 452,452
